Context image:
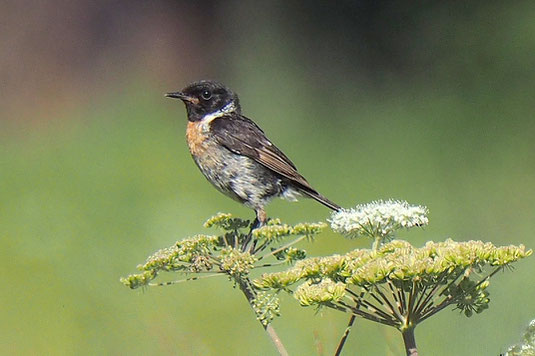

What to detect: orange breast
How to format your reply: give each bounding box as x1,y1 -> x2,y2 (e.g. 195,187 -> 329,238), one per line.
186,120 -> 208,156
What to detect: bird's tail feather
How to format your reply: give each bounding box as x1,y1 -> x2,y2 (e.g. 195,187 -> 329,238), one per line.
301,190 -> 341,211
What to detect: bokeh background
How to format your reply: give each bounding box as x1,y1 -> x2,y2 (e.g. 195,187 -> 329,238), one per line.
1,1 -> 534,355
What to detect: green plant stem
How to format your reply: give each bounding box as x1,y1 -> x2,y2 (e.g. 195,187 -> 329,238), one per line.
372,236 -> 382,251
236,277 -> 289,356
334,314 -> 356,356
257,235 -> 307,260
148,273 -> 224,286
401,327 -> 418,356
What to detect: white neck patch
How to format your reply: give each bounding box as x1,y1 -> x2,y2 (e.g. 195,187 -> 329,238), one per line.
201,101 -> 236,131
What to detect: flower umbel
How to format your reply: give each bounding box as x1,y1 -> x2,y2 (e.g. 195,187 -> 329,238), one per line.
294,278 -> 346,306
505,319 -> 535,356
256,239 -> 531,338
120,204 -> 532,356
121,213 -> 325,289
258,200 -> 531,356
330,200 -> 428,247
220,247 -> 257,276
252,292 -> 281,326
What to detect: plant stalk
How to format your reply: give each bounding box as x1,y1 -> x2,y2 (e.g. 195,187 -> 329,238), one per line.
237,277 -> 289,356
401,327 -> 418,356
334,314 -> 356,356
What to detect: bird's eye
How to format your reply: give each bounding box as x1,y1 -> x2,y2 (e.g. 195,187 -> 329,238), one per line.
201,90 -> 212,100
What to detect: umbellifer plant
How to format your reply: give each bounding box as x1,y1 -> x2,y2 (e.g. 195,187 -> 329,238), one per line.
122,201 -> 531,355
121,213 -> 325,356
254,200 -> 532,356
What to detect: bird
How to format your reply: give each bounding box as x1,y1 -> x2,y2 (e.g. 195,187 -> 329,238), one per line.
165,80 -> 340,226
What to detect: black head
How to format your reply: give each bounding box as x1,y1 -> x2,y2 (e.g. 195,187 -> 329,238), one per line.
165,80 -> 241,121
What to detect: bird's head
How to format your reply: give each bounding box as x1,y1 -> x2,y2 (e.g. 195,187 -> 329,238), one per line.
166,80 -> 240,122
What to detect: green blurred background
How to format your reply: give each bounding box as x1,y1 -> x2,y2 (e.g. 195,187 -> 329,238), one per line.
1,1 -> 534,355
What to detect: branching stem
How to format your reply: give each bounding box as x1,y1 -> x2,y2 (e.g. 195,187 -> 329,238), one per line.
236,277 -> 289,356
148,273 -> 224,286
258,235 -> 307,260
334,314 -> 356,356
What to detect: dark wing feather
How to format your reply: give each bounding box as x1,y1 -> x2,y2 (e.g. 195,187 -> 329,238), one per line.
210,115 -> 316,192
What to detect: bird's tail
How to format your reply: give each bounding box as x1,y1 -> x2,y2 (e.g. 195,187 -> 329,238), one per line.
301,190 -> 341,211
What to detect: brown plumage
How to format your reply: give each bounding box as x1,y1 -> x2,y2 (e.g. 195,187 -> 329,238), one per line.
166,80 -> 340,225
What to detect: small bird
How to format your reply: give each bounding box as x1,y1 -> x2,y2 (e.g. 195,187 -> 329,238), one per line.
166,80 -> 340,226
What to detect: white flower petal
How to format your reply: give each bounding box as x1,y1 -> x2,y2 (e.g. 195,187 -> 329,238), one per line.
329,200 -> 428,239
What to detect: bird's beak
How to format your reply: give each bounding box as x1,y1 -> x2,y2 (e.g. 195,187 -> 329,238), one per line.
164,92 -> 199,104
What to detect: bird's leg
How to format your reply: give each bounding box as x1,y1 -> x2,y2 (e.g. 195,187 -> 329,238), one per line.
254,208 -> 267,228
243,209 -> 267,252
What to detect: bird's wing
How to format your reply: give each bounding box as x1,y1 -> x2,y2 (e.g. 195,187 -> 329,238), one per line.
210,115 -> 317,193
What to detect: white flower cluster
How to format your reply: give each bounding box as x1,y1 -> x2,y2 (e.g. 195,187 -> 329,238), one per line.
505,319 -> 535,355
329,200 -> 429,239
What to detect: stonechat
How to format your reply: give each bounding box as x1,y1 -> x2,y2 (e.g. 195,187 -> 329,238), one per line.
166,80 -> 340,225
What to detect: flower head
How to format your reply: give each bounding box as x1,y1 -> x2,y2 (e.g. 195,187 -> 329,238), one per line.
252,292 -> 281,326
330,200 -> 428,240
294,279 -> 346,306
505,319 -> 535,355
142,234 -> 219,272
220,247 -> 257,276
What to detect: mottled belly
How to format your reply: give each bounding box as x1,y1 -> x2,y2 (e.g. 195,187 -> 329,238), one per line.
186,121 -> 289,208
